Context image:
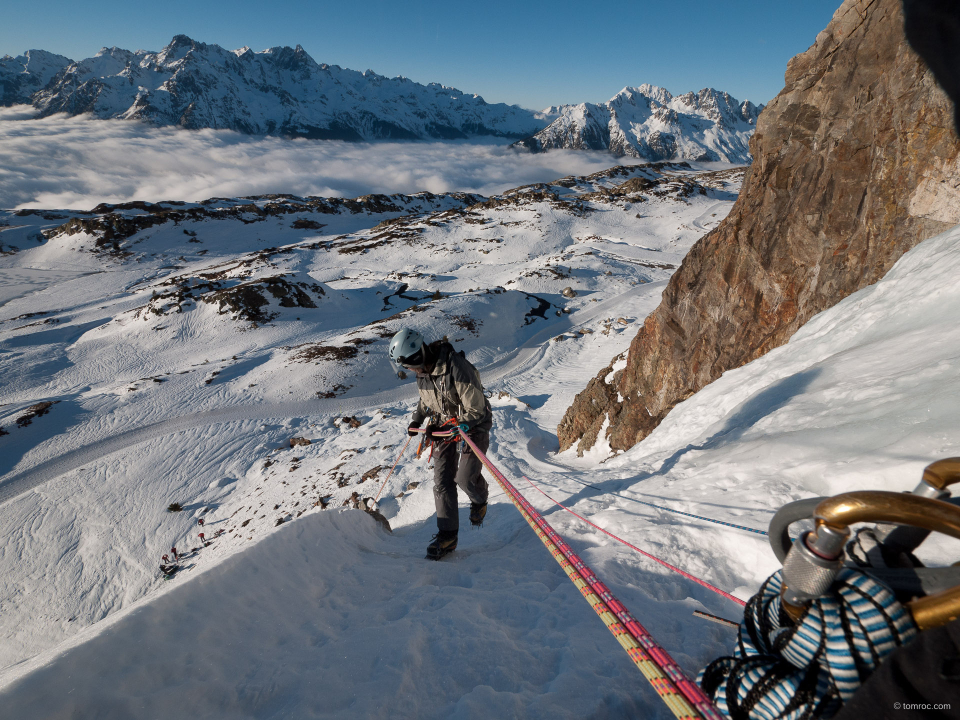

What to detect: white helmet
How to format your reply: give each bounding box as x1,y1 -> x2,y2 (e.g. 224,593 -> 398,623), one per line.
389,328 -> 425,366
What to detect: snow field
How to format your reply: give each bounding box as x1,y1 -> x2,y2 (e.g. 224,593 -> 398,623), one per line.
17,166 -> 960,717
0,164 -> 744,683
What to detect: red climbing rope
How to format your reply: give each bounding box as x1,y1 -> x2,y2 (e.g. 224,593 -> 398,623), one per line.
430,426 -> 722,720
523,475 -> 746,608
374,435 -> 412,502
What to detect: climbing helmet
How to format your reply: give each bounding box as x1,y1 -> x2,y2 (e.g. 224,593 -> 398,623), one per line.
389,328 -> 426,367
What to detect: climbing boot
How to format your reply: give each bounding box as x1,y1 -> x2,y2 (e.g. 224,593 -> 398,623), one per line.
469,502 -> 487,528
425,531 -> 458,560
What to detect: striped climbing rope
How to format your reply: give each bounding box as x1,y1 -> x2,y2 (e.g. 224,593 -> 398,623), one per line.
523,475 -> 746,608
447,428 -> 724,720
699,569 -> 917,718
561,476 -> 768,536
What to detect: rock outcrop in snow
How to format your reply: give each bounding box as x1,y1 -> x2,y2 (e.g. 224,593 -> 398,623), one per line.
513,84 -> 762,163
13,35 -> 546,140
558,0 -> 960,455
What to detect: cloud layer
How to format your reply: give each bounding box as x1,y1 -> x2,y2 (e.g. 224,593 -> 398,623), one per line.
0,107 -> 636,210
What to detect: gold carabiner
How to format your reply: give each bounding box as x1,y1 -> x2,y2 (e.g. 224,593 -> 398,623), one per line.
921,457 -> 960,492
813,490 -> 960,630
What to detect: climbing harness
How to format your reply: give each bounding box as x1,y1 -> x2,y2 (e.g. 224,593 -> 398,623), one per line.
523,475 -> 746,607
701,457 -> 960,719
417,425 -> 723,720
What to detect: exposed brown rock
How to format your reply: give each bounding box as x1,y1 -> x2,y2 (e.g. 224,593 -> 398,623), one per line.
15,401 -> 59,428
559,0 -> 960,455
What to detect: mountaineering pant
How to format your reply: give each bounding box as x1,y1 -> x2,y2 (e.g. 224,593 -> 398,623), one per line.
432,429 -> 489,533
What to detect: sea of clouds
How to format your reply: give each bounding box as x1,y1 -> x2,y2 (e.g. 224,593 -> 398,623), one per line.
0,107 -> 639,210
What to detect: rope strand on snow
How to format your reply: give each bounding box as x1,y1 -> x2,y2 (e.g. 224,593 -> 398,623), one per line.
437,427 -> 723,720
523,475 -> 747,608
374,435 -> 412,502
560,476 -> 768,536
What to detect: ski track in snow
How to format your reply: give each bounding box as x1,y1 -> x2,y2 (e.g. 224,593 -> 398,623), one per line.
3,160 -> 959,718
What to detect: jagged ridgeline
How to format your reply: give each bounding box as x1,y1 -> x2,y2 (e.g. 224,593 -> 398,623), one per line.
2,35 -> 758,161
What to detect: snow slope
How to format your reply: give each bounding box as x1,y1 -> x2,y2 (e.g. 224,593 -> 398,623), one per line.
2,160 -> 959,718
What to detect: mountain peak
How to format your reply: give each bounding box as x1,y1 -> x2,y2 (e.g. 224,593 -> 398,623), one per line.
515,84 -> 756,162
632,83 -> 673,105
168,34 -> 197,48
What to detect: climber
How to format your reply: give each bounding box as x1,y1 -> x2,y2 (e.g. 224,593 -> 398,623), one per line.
389,328 -> 492,560
159,552 -> 178,577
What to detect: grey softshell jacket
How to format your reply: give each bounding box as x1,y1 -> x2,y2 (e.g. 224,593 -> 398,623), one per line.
410,343 -> 493,432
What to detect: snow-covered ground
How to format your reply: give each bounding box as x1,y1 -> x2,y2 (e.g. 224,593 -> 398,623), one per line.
1,158 -> 958,719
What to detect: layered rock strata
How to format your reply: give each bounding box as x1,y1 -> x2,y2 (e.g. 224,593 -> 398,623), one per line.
559,0 -> 960,455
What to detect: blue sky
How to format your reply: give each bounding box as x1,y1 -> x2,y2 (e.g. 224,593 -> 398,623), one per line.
3,0 -> 842,109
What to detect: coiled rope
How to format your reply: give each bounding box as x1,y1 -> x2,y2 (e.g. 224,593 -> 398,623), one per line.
523,475 -> 746,608
698,568 -> 917,719
445,427 -> 723,720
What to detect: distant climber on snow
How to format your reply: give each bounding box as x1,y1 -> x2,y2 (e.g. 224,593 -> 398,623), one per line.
389,328 -> 492,560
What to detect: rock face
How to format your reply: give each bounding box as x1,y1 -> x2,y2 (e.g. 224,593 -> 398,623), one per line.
514,84 -> 763,163
558,0 -> 960,455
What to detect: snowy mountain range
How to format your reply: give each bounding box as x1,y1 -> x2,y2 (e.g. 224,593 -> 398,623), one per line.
1,36 -> 760,161
515,84 -> 763,162
3,35 -> 548,140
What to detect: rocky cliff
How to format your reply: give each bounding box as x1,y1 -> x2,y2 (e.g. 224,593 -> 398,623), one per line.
558,0 -> 960,455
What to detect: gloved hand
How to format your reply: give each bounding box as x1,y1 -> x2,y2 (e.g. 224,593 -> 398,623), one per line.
407,421 -> 422,437
423,423 -> 439,440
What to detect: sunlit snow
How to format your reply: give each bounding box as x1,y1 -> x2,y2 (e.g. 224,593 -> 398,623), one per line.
1,151 -> 958,718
